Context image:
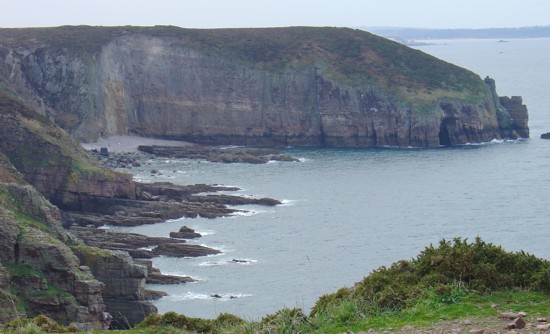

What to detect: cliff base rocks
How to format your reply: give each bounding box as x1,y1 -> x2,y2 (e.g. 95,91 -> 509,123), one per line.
137,145 -> 300,164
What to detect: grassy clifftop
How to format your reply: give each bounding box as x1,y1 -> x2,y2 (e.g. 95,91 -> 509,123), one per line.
0,90 -> 135,209
0,25 -> 487,103
3,237 -> 548,333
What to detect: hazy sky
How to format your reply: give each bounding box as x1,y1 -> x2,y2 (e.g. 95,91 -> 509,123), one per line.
2,0 -> 549,29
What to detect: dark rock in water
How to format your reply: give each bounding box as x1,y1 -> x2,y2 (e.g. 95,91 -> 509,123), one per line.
208,152 -> 268,164
498,95 -> 530,138
153,243 -> 221,257
270,155 -> 300,162
69,225 -> 219,259
143,290 -> 168,300
137,145 -> 298,164
134,259 -> 194,285
188,194 -> 281,206
146,273 -> 194,285
541,132 -> 550,139
170,226 -> 202,239
99,147 -> 109,156
230,259 -> 250,264
211,294 -> 222,299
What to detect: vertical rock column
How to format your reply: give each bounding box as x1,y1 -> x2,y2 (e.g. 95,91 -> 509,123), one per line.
72,247 -> 157,329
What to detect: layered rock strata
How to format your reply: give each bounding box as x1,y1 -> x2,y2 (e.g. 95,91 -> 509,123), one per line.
0,159 -> 111,329
0,26 -> 529,147
0,91 -> 284,327
71,246 -> 155,329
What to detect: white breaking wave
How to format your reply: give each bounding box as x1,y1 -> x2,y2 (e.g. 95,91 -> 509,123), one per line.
198,258 -> 258,267
198,260 -> 227,267
170,292 -> 252,301
280,199 -> 297,207
195,229 -> 215,236
230,210 -> 259,217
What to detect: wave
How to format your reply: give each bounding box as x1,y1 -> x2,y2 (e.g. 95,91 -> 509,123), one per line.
198,258 -> 258,267
459,138 -> 523,147
229,209 -> 264,217
198,260 -> 228,267
195,229 -> 215,236
280,199 -> 297,207
170,292 -> 252,302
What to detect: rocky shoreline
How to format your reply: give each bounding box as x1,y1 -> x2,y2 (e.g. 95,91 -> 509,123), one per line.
67,144 -> 288,324
88,143 -> 300,169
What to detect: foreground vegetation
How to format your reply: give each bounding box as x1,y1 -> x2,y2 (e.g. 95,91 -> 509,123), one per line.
2,237 -> 549,333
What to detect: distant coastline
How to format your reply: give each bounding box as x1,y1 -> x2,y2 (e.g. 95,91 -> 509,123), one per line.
363,25 -> 550,45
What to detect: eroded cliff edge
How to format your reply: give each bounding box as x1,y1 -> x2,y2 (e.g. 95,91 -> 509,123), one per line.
0,88 -> 284,328
0,26 -> 528,147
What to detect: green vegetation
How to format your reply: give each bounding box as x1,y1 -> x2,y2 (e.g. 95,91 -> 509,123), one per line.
5,264 -> 44,280
4,237 -> 546,333
0,25 -> 487,107
2,315 -> 78,333
0,88 -> 129,205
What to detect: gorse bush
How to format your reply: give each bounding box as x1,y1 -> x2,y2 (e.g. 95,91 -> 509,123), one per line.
313,237 -> 550,315
136,311 -> 245,333
2,315 -> 77,333
130,237 -> 550,334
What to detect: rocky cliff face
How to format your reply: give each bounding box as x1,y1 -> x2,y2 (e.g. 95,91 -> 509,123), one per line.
0,155 -> 110,329
0,26 -> 528,147
0,92 -> 157,328
72,247 -> 156,329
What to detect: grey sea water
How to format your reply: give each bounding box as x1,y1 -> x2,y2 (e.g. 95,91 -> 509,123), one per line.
112,38 -> 550,319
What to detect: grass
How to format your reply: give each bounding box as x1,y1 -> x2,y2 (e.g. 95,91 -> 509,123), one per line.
2,238 -> 549,333
87,291 -> 547,334
0,25 -> 488,110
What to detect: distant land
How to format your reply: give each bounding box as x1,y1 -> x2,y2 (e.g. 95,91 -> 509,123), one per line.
364,26 -> 550,42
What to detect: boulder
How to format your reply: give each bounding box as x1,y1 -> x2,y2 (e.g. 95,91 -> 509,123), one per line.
506,317 -> 526,330
170,226 -> 202,239
153,243 -> 221,257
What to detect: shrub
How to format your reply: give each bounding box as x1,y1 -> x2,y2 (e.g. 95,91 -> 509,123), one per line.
313,237 -> 550,315
260,308 -> 309,333
3,315 -> 74,333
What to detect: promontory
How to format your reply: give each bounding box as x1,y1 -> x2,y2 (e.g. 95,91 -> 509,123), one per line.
0,26 -> 528,147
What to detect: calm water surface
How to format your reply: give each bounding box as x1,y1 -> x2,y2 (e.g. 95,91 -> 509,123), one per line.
113,38 -> 550,319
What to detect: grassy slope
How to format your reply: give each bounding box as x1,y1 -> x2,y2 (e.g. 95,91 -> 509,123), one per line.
0,89 -> 128,199
1,238 -> 549,333
0,25 -> 487,106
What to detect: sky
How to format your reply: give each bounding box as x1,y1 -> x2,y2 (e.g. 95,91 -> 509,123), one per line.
1,0 -> 549,29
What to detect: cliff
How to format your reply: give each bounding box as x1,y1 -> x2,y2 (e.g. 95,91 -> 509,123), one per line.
0,152 -> 110,329
0,90 -> 158,328
0,84 -> 285,328
0,26 -> 528,147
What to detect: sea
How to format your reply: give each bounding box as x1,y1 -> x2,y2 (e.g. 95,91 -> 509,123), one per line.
110,37 -> 550,320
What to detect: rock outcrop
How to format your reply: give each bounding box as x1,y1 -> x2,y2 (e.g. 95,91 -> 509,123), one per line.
137,145 -> 299,164
0,154 -> 111,329
0,26 -> 528,147
71,246 -> 156,329
0,90 -> 283,327
69,226 -> 221,259
170,226 -> 201,239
